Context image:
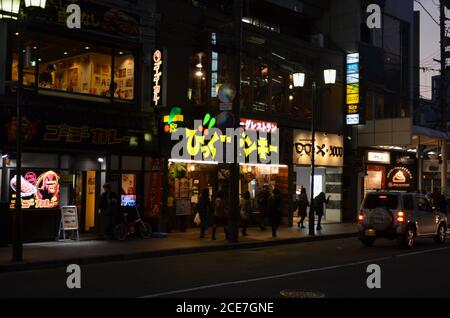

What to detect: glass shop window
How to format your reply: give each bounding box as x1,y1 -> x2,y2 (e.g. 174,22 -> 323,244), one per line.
10,32 -> 136,101
270,68 -> 288,113
241,58 -> 252,111
189,52 -> 207,106
11,33 -> 38,87
37,35 -> 113,97
252,62 -> 269,112
114,50 -> 135,101
211,52 -> 235,109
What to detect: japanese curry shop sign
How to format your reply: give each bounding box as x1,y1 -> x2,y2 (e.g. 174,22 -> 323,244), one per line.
293,130 -> 344,167
9,171 -> 60,209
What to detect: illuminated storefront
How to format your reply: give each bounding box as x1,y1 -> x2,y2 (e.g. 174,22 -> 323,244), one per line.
362,149 -> 417,198
293,130 -> 344,223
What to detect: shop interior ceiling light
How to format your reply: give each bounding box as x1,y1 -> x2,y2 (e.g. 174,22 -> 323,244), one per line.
324,69 -> 336,84
293,72 -> 305,87
0,0 -> 21,19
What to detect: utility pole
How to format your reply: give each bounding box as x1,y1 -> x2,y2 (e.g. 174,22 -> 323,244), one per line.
228,0 -> 243,243
309,82 -> 317,236
440,0 -> 448,195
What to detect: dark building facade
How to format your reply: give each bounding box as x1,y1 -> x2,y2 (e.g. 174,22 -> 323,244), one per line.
154,0 -> 347,233
0,0 -> 157,242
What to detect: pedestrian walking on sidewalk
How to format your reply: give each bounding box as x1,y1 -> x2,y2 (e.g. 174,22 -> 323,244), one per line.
268,188 -> 283,238
99,183 -> 119,239
312,192 -> 330,231
212,190 -> 228,240
240,191 -> 252,236
439,194 -> 448,216
297,187 -> 309,229
197,188 -> 213,239
257,184 -> 270,230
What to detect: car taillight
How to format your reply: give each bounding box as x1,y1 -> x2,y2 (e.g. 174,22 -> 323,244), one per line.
357,212 -> 364,222
397,211 -> 405,224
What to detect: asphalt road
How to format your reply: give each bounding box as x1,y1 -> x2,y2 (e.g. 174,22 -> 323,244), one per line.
1,236 -> 450,298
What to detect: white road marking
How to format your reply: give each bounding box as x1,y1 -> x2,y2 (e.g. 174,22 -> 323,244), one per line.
140,257 -> 391,298
396,246 -> 450,257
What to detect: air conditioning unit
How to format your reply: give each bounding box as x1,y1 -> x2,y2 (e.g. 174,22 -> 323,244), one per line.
311,33 -> 324,48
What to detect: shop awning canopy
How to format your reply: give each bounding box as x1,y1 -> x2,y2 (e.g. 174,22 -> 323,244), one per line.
412,125 -> 450,145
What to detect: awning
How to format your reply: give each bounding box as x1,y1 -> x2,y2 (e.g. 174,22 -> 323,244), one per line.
411,125 -> 450,142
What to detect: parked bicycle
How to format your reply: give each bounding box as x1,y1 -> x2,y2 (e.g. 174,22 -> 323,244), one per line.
113,205 -> 152,241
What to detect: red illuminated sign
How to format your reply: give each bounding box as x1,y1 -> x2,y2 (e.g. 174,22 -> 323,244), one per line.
240,118 -> 278,133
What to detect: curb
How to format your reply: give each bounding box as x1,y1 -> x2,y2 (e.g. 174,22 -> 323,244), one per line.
0,232 -> 358,273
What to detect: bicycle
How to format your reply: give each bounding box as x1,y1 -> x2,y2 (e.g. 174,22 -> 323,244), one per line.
113,205 -> 152,241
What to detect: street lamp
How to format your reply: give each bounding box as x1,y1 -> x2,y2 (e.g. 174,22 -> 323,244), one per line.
293,68 -> 336,236
0,0 -> 47,262
24,0 -> 46,8
0,0 -> 20,19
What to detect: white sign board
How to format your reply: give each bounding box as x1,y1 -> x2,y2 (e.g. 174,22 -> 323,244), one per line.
293,130 -> 344,167
58,206 -> 80,241
61,206 -> 79,230
367,151 -> 391,164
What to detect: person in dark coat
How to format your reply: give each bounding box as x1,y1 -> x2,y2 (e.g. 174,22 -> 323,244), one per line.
99,183 -> 118,239
312,192 -> 330,231
212,190 -> 228,240
268,188 -> 283,238
257,185 -> 270,230
240,191 -> 252,236
432,188 -> 441,209
197,188 -> 213,238
297,187 -> 309,229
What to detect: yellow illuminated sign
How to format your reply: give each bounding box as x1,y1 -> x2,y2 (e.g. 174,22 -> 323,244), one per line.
347,94 -> 359,104
347,105 -> 359,114
347,84 -> 359,95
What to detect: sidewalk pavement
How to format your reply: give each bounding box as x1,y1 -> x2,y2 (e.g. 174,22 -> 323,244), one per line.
0,223 -> 358,272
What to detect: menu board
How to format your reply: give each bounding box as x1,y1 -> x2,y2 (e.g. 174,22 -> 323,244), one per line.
61,206 -> 79,230
176,199 -> 192,216
9,170 -> 60,209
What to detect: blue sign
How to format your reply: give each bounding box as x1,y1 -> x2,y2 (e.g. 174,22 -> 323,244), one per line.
347,63 -> 359,74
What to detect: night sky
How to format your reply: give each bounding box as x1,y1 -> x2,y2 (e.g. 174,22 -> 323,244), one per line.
414,0 -> 441,100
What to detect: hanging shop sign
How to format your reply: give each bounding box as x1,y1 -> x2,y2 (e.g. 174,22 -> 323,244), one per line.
367,151 -> 391,164
293,130 -> 344,167
9,170 -> 60,209
163,107 -> 184,133
346,52 -> 363,126
387,167 -> 413,189
153,49 -> 163,107
239,118 -> 278,133
44,0 -> 140,38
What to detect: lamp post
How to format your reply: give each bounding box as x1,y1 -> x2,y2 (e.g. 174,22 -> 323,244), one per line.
0,0 -> 47,262
293,68 -> 336,236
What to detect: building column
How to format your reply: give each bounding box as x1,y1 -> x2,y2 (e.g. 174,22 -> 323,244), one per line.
441,140 -> 447,195
287,163 -> 295,227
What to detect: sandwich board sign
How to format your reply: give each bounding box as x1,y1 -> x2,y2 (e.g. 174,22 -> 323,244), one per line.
58,206 -> 80,241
